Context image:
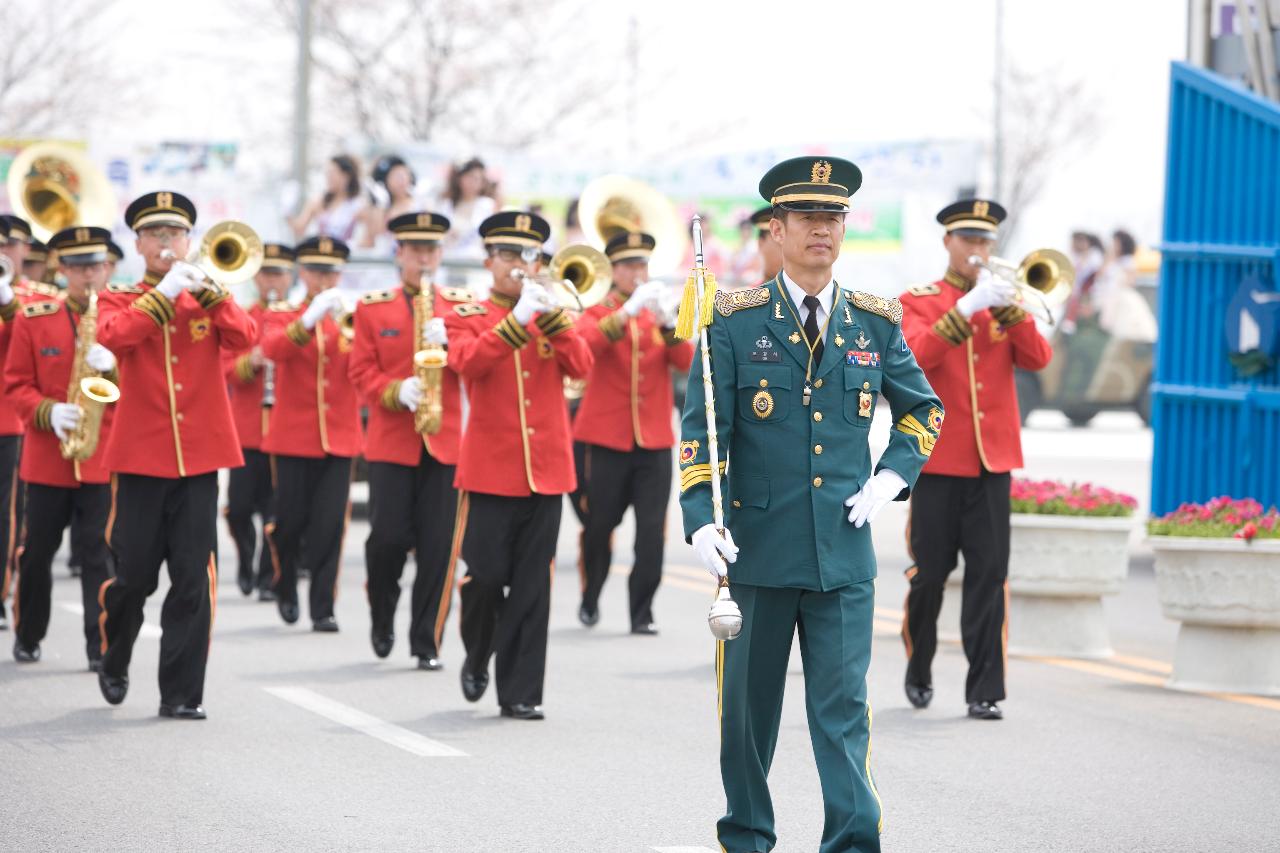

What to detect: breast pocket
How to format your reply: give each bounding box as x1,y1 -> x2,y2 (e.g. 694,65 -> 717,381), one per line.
843,366 -> 882,427
737,364 -> 792,423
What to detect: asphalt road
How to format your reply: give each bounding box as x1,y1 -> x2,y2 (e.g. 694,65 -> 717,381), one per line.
2,412 -> 1279,852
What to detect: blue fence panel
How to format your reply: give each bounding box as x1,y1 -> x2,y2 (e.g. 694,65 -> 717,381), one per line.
1152,62 -> 1280,514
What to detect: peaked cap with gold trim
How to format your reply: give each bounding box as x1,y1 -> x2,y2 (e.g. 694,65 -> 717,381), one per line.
295,235 -> 350,267
1,214 -> 33,243
604,230 -> 655,263
390,210 -> 451,243
479,210 -> 550,251
936,198 -> 1007,239
758,156 -> 862,213
261,243 -> 296,271
48,226 -> 111,266
125,190 -> 197,232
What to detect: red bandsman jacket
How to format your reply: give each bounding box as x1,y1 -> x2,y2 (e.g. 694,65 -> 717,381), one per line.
572,292 -> 693,452
348,283 -> 472,467
97,276 -> 256,478
0,278 -> 61,435
2,297 -> 117,486
444,294 -> 593,497
899,271 -> 1053,476
260,300 -> 363,459
224,303 -> 268,451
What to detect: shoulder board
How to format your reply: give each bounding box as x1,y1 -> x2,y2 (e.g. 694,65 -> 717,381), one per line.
268,300 -> 297,312
106,282 -> 144,294
33,283 -> 62,297
714,285 -> 771,318
453,302 -> 488,317
438,287 -> 474,303
846,290 -> 903,324
22,301 -> 61,319
907,283 -> 942,297
360,289 -> 395,305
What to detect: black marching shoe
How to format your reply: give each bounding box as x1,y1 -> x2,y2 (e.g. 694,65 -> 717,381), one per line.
417,656 -> 443,671
905,681 -> 933,709
312,616 -> 339,633
13,640 -> 41,663
98,670 -> 128,705
461,667 -> 489,702
0,601 -> 8,630
968,700 -> 1003,720
159,703 -> 207,720
237,570 -> 254,596
631,623 -> 659,636
258,588 -> 277,602
500,703 -> 545,721
578,604 -> 599,627
277,598 -> 300,625
371,632 -> 394,659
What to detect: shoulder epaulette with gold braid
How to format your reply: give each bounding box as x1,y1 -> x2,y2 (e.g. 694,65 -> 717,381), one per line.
22,301 -> 60,318
454,302 -> 487,317
907,283 -> 941,297
846,290 -> 903,324
107,282 -> 144,294
268,300 -> 297,312
361,290 -> 395,305
714,286 -> 770,318
439,287 -> 474,303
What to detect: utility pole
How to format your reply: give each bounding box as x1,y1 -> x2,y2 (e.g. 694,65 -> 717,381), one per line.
291,0 -> 313,215
993,0 -> 1004,202
626,13 -> 639,170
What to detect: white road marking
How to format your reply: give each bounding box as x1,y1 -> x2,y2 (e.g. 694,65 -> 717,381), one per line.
59,602 -> 162,639
264,686 -> 468,758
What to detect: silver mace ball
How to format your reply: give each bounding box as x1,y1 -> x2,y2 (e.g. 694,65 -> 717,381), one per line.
708,579 -> 743,641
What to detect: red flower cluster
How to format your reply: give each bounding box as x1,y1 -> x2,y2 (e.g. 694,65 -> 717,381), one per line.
1010,478 -> 1138,517
1149,496 -> 1280,541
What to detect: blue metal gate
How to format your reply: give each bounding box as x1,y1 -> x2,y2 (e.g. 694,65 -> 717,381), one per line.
1152,62 -> 1280,514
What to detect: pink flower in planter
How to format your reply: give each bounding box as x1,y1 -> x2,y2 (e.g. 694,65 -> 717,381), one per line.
1235,522 -> 1258,541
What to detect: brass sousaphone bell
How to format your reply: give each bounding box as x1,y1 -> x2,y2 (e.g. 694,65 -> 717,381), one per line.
577,175 -> 687,273
7,141 -> 118,241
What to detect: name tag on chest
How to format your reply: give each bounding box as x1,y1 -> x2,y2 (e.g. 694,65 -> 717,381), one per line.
40,346 -> 63,357
379,328 -> 400,338
750,349 -> 780,363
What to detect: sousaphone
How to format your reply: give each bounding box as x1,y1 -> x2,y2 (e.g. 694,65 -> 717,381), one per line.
577,175 -> 686,274
7,142 -> 117,241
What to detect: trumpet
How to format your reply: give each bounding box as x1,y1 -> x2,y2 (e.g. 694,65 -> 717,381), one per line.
509,243 -> 612,313
968,248 -> 1074,325
333,292 -> 359,340
160,220 -> 265,288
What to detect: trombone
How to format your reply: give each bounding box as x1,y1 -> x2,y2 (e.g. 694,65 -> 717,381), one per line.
968,248 -> 1074,325
160,220 -> 265,288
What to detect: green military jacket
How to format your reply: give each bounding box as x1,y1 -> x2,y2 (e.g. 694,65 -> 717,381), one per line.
678,274 -> 944,591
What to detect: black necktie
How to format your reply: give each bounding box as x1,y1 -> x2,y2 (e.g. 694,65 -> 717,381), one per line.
803,294 -> 824,367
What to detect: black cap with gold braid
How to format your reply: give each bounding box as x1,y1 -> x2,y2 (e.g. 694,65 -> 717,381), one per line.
750,206 -> 772,236
758,156 -> 862,213
48,226 -> 111,266
106,239 -> 123,263
390,211 -> 450,244
26,238 -> 49,264
125,190 -> 197,232
936,198 -> 1007,239
261,243 -> 296,271
295,235 -> 349,268
479,210 -> 551,251
604,231 -> 655,263
1,214 -> 33,244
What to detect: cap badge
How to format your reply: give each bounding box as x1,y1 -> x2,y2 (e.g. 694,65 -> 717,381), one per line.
157,191 -> 173,209
628,233 -> 641,248
319,237 -> 333,254
515,214 -> 532,233
973,200 -> 990,219
810,160 -> 832,184
76,227 -> 89,243
417,214 -> 431,227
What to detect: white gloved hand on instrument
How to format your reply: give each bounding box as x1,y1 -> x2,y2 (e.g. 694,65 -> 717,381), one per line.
85,344 -> 116,373
155,261 -> 205,301
512,281 -> 550,325
623,281 -> 666,317
51,402 -> 82,441
955,269 -> 1017,318
0,276 -> 13,305
422,317 -> 448,346
398,376 -> 422,410
301,288 -> 345,330
691,523 -> 738,580
844,469 -> 908,528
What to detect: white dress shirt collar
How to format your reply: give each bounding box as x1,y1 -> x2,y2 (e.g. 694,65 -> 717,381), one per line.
781,270 -> 837,327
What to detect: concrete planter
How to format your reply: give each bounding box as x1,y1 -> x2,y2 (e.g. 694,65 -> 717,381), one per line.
1152,536 -> 1280,696
937,514 -> 1133,659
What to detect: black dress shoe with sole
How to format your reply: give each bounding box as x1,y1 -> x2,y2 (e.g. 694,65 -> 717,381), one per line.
461,667 -> 489,702
968,700 -> 1003,720
312,616 -> 339,633
98,671 -> 128,705
13,640 -> 40,663
417,656 -> 443,671
578,604 -> 599,627
258,588 -> 277,602
371,633 -> 394,658
159,703 -> 207,720
630,623 -> 659,636
237,573 -> 253,596
500,703 -> 545,721
88,657 -> 103,673
277,599 -> 300,624
905,682 -> 933,709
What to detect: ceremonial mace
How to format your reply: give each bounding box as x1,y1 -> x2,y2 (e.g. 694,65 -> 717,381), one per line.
687,216 -> 743,641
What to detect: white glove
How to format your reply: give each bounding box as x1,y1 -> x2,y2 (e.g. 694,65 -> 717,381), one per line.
51,402 -> 81,441
512,281 -> 549,325
155,261 -> 205,301
85,344 -> 116,373
955,269 -> 1017,318
301,288 -> 345,330
423,317 -> 448,347
691,523 -> 738,580
0,277 -> 12,305
844,469 -> 908,528
397,376 -> 422,410
623,281 -> 666,317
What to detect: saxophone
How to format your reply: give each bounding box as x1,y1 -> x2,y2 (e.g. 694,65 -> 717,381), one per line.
412,275 -> 447,435
60,290 -> 121,464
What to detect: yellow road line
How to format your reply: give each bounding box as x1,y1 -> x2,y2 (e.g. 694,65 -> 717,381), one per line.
1109,653 -> 1174,675
1023,656 -> 1168,687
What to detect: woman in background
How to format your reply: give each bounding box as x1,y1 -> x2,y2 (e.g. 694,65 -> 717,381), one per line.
289,154 -> 366,242
359,154 -> 419,252
436,158 -> 498,262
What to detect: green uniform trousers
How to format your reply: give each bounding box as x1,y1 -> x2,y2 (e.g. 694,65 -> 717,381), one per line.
716,580 -> 882,853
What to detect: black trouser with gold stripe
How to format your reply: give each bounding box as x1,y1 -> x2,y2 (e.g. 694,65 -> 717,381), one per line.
460,492 -> 559,708
365,447 -> 460,659
904,470 -> 1010,704
100,472 -> 218,707
0,434 -> 22,614
225,448 -> 274,592
269,454 -> 352,623
579,443 -> 671,628
14,482 -> 111,661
